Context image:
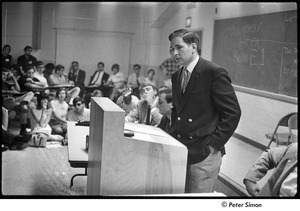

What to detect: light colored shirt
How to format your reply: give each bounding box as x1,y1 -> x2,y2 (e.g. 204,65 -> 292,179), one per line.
50,99 -> 68,121
186,55 -> 199,75
90,70 -> 104,86
107,72 -> 124,89
34,71 -> 48,87
49,74 -> 69,86
279,166 -> 297,197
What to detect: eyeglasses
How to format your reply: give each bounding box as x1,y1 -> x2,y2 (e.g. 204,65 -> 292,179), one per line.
75,103 -> 82,107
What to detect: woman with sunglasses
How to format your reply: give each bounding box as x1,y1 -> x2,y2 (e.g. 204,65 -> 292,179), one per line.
66,97 -> 90,122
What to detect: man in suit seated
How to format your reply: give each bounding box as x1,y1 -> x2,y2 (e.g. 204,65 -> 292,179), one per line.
84,62 -> 110,107
68,61 -> 86,97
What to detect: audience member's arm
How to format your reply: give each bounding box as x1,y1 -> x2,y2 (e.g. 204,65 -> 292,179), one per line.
243,146 -> 288,196
244,179 -> 260,196
8,72 -> 21,92
48,75 -> 63,86
31,108 -> 52,128
2,107 -> 9,130
125,108 -> 138,122
24,78 -> 45,89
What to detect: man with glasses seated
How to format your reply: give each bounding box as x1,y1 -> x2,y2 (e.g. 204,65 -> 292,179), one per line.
34,61 -> 48,88
66,97 -> 90,122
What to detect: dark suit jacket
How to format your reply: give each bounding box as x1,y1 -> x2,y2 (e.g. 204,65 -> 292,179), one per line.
68,69 -> 86,96
68,69 -> 86,87
171,57 -> 241,164
88,70 -> 110,86
87,70 -> 110,97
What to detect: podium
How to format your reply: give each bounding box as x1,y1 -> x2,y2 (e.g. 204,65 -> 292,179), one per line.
87,97 -> 188,195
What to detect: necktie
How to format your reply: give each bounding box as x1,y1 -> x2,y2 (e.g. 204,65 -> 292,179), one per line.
181,68 -> 190,93
145,105 -> 151,125
91,71 -> 100,85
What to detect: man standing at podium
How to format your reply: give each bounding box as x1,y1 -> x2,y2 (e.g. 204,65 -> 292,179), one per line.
168,29 -> 241,193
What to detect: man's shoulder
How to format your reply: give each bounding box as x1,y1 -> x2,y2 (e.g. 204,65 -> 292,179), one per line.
17,54 -> 25,59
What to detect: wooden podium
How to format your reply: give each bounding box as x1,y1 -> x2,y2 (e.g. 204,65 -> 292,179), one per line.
87,97 -> 188,195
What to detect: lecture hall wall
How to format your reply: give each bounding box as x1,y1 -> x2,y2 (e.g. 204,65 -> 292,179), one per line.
2,2 -> 297,147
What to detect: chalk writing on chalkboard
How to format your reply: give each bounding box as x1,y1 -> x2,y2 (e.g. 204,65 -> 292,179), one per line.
213,10 -> 297,97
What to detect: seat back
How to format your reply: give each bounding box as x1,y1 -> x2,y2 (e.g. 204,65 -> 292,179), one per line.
267,112 -> 297,148
288,113 -> 298,143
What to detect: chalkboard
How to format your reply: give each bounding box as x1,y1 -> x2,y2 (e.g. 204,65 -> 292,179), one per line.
212,10 -> 297,97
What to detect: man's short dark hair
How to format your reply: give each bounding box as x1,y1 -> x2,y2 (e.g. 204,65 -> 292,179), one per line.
158,87 -> 172,103
72,61 -> 79,66
24,45 -> 32,51
73,96 -> 84,106
133,64 -> 141,69
168,29 -> 201,55
55,64 -> 64,72
98,62 -> 105,67
24,65 -> 35,73
36,61 -> 44,67
3,44 -> 11,52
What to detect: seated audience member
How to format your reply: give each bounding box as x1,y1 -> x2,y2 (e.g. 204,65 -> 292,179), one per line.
2,127 -> 30,151
142,69 -> 158,88
88,89 -> 103,108
2,107 -> 30,151
49,88 -> 68,138
157,87 -> 173,134
43,62 -> 55,85
67,97 -> 90,122
2,68 -> 34,136
17,45 -> 37,72
125,83 -> 162,126
10,64 -> 23,80
2,44 -> 13,70
159,50 -> 179,76
84,62 -> 110,106
18,65 -> 46,91
68,61 -> 86,97
34,61 -> 48,88
87,62 -> 110,96
48,64 -> 80,105
244,142 -> 297,197
30,92 -> 64,143
127,64 -> 145,97
105,63 -> 126,102
116,89 -> 139,115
